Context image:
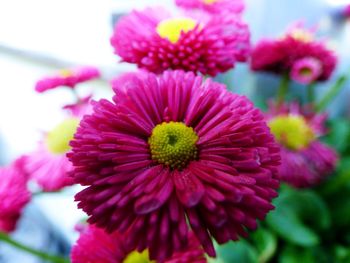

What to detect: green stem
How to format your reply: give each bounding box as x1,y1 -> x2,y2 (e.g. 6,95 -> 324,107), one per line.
0,232 -> 70,263
277,73 -> 290,104
306,82 -> 315,104
316,74 -> 349,112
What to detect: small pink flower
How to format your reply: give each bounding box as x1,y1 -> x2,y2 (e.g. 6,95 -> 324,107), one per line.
71,224 -> 206,263
111,7 -> 250,76
68,70 -> 280,260
0,157 -> 31,233
35,66 -> 100,93
344,5 -> 350,18
175,0 -> 244,15
290,57 -> 322,85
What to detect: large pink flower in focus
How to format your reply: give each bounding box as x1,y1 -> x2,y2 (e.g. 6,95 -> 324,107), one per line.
68,70 -> 280,260
0,157 -> 31,232
35,66 -> 100,93
251,25 -> 337,82
266,102 -> 338,188
71,225 -> 206,263
111,7 -> 250,76
175,0 -> 244,15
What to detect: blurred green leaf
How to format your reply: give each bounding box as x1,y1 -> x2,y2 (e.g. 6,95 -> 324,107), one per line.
334,245 -> 350,262
212,240 -> 258,263
323,118 -> 350,154
279,245 -> 315,263
250,228 -> 277,263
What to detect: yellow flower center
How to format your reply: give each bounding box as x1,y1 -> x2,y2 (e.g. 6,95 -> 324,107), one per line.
289,28 -> 314,43
268,115 -> 315,150
148,122 -> 198,169
59,69 -> 73,77
202,0 -> 218,4
46,118 -> 79,154
156,18 -> 198,44
123,250 -> 154,263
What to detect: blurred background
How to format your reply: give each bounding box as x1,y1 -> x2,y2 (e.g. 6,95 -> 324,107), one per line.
0,0 -> 349,262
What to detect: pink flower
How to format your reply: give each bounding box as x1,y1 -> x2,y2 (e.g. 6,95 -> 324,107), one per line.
290,57 -> 322,85
111,7 -> 250,76
0,157 -> 31,232
266,101 -> 338,188
68,70 -> 280,260
71,225 -> 206,263
175,0 -> 244,15
35,66 -> 100,93
344,5 -> 350,18
251,25 -> 337,82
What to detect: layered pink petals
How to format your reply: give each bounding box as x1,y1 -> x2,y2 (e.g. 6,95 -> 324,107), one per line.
68,70 -> 280,260
175,0 -> 244,15
111,7 -> 250,76
0,157 -> 31,233
35,66 -> 100,93
251,32 -> 337,82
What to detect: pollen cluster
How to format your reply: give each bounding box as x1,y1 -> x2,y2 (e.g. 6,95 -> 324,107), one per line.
148,121 -> 199,169
268,114 -> 315,150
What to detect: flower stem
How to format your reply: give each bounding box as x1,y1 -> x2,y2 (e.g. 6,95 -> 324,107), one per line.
277,73 -> 290,104
307,82 -> 315,104
315,75 -> 348,112
0,232 -> 70,263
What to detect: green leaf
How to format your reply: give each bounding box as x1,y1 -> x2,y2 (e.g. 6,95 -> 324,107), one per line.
250,228 -> 277,263
323,118 -> 350,154
213,240 -> 258,263
279,245 -> 315,263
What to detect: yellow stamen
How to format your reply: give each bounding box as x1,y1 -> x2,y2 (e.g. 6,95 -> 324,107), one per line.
289,28 -> 314,43
46,118 -> 79,154
156,18 -> 198,44
148,122 -> 198,169
268,114 -> 315,150
203,0 -> 218,4
123,250 -> 154,263
59,69 -> 73,77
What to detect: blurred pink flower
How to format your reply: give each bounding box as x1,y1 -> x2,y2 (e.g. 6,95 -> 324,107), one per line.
290,57 -> 322,85
68,70 -> 280,260
266,101 -> 338,188
344,4 -> 350,18
0,157 -> 31,233
111,7 -> 250,76
35,66 -> 100,93
71,225 -> 206,263
175,0 -> 244,15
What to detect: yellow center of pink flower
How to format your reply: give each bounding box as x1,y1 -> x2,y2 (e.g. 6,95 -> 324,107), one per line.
59,69 -> 73,77
289,29 -> 314,43
156,18 -> 198,44
202,0 -> 218,4
123,250 -> 154,263
148,122 -> 198,169
46,118 -> 79,154
268,115 -> 315,150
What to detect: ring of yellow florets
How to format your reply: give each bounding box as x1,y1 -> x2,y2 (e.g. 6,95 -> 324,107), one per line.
123,249 -> 154,263
268,114 -> 315,150
148,122 -> 199,170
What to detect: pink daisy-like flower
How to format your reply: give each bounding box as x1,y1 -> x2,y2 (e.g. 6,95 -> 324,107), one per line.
266,101 -> 338,188
251,25 -> 337,82
68,70 -> 280,260
111,7 -> 250,76
0,157 -> 31,233
290,57 -> 322,85
175,0 -> 244,15
71,225 -> 206,263
35,66 -> 100,93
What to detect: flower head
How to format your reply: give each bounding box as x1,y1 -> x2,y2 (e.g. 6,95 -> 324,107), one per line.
175,0 -> 244,15
0,157 -> 31,232
35,66 -> 100,93
251,24 -> 337,82
111,7 -> 250,76
68,70 -> 280,260
71,225 -> 206,263
344,4 -> 350,18
266,101 -> 338,188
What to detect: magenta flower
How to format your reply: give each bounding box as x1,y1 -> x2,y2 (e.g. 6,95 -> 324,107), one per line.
251,25 -> 337,82
175,0 -> 244,15
71,225 -> 206,263
35,66 -> 100,93
290,57 -> 322,85
0,157 -> 31,233
266,102 -> 338,188
344,5 -> 350,18
68,70 -> 280,260
111,7 -> 250,76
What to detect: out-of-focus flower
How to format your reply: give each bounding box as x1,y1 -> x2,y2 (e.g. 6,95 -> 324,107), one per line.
344,5 -> 350,18
290,57 -> 322,85
266,101 -> 338,188
175,0 -> 244,15
111,7 -> 250,76
71,225 -> 206,263
251,24 -> 337,83
68,70 -> 280,260
35,66 -> 100,93
0,157 -> 31,233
